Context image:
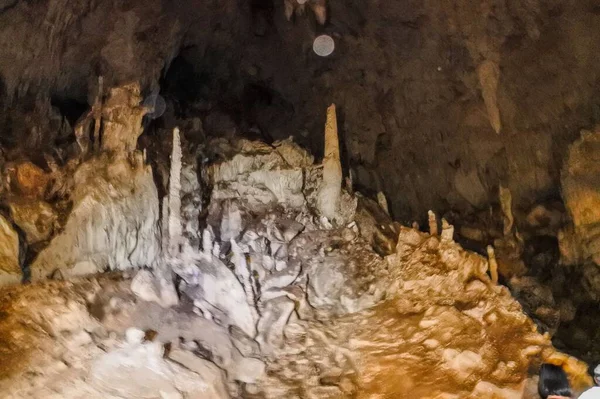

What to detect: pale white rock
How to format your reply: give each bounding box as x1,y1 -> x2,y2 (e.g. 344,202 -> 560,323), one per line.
31,157 -> 160,280
261,260 -> 302,291
168,349 -> 230,399
131,269 -> 162,303
256,297 -> 296,354
248,169 -> 305,208
185,254 -> 258,337
181,162 -> 201,195
90,340 -> 218,398
202,227 -> 215,256
230,326 -> 261,358
230,357 -> 266,384
167,127 -> 183,252
275,259 -> 288,272
125,328 -> 146,345
155,258 -> 180,308
271,241 -> 288,260
442,348 -> 483,383
221,200 -> 244,241
263,255 -> 275,271
231,239 -> 259,325
89,341 -> 180,397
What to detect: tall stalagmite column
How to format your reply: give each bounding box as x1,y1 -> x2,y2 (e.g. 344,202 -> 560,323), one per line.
167,127 -> 183,254
317,104 -> 342,221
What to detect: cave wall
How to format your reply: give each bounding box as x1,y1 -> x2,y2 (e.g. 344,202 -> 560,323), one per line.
1,0 -> 600,221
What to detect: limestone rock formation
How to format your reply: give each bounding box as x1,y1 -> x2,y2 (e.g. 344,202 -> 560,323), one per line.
0,213 -> 20,284
28,82 -> 161,282
31,157 -> 160,280
100,83 -> 148,155
560,128 -> 600,268
0,131 -> 596,398
258,227 -> 591,398
8,199 -> 57,244
317,104 -> 343,222
11,162 -> 51,198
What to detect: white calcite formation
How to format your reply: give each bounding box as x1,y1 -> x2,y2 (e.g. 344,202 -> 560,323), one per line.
31,155 -> 160,281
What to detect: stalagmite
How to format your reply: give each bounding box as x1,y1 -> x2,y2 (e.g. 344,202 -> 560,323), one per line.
167,127 -> 183,254
202,227 -> 214,257
317,104 -> 342,222
428,210 -> 438,235
74,120 -> 90,157
92,76 -> 104,152
487,245 -> 499,284
377,191 -> 389,215
161,196 -> 169,255
441,218 -> 454,242
231,239 -> 259,323
477,60 -> 501,134
499,185 -> 514,236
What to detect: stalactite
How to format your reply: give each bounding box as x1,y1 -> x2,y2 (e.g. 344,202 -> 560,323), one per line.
167,127 -> 182,255
499,185 -> 514,236
441,218 -> 454,242
317,104 -> 342,222
477,60 -> 501,134
377,191 -> 389,215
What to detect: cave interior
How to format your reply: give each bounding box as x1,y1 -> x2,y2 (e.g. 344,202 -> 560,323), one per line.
2,0 -> 600,397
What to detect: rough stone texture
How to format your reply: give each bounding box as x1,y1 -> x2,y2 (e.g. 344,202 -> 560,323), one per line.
0,213 -> 20,284
1,0 -> 600,222
295,229 -> 389,315
8,199 -> 57,244
100,83 -> 148,154
31,157 -> 160,280
258,228 -> 592,398
177,253 -> 259,338
89,340 -> 210,398
168,349 -> 230,399
12,162 -> 51,198
561,128 -> 600,267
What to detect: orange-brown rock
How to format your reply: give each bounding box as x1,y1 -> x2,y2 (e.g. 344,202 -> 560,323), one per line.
13,162 -> 50,198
